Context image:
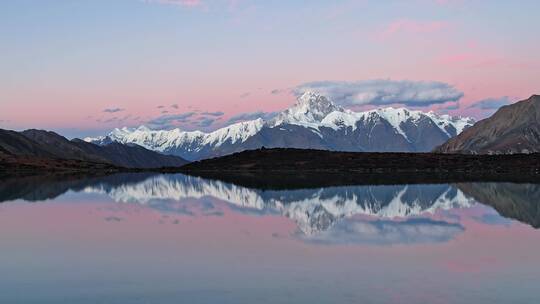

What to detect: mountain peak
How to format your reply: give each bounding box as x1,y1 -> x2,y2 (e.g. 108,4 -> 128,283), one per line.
296,91 -> 340,110
136,125 -> 151,132
297,91 -> 325,102
271,92 -> 343,127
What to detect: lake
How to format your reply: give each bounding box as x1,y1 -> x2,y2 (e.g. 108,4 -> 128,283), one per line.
0,173 -> 539,303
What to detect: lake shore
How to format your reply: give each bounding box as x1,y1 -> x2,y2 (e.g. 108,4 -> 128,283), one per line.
3,148 -> 540,184
179,148 -> 540,172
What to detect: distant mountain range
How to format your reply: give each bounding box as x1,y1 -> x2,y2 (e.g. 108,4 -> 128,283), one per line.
87,92 -> 474,160
4,93 -> 539,174
435,95 -> 540,154
0,129 -> 188,170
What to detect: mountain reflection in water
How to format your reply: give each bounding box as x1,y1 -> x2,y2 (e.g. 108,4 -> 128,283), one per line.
1,173 -> 538,242
1,173 -> 540,304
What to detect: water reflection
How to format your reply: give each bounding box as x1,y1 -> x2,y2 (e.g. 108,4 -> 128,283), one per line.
1,173 -> 540,303
458,183 -> 540,228
1,173 -> 538,239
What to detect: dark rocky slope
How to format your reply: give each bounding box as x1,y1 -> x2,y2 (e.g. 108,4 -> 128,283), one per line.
0,128 -> 188,170
435,95 -> 540,154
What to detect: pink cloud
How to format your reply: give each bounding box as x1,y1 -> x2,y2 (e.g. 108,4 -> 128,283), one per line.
436,50 -> 504,69
437,53 -> 474,65
435,0 -> 454,4
143,0 -> 202,7
143,0 -> 244,9
377,19 -> 450,40
434,40 -> 508,69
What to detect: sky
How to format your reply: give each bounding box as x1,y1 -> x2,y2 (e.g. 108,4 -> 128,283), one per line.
1,0 -> 539,138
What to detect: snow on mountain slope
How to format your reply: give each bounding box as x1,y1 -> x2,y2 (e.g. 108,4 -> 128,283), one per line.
370,108 -> 422,139
268,92 -> 472,138
86,174 -> 266,209
426,111 -> 475,136
86,92 -> 475,159
205,118 -> 264,146
86,119 -> 264,158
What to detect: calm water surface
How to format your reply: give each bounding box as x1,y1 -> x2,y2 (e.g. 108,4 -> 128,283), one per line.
0,173 -> 539,303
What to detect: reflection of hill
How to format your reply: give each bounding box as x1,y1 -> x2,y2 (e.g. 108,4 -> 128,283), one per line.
0,173 -> 154,203
179,170 -> 540,190
457,183 -> 540,228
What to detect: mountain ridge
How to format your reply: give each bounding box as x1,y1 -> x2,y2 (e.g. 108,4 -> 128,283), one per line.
0,128 -> 188,170
87,92 -> 475,160
435,94 -> 540,154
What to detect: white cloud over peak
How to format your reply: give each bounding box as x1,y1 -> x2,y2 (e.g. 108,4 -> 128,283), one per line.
294,79 -> 464,107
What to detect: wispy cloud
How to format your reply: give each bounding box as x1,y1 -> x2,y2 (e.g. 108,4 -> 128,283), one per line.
196,116 -> 217,127
103,107 -> 125,113
101,114 -> 133,124
377,19 -> 449,40
442,101 -> 461,110
295,79 -> 464,107
104,216 -> 123,222
434,0 -> 465,6
436,51 -> 503,69
468,96 -> 511,110
147,112 -> 197,128
270,88 -> 292,95
226,111 -> 277,124
201,111 -> 224,117
103,117 -> 119,123
143,0 -> 202,7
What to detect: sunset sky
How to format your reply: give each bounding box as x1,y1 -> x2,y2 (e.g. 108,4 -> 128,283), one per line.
1,0 -> 539,138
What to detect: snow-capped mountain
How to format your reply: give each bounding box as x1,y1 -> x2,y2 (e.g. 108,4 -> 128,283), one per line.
88,119 -> 264,159
86,92 -> 475,160
84,173 -> 475,234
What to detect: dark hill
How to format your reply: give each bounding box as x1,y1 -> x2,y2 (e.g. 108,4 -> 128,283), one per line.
0,128 -> 188,170
71,139 -> 188,168
435,95 -> 540,154
0,129 -> 58,158
179,147 -> 540,176
22,129 -> 109,163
